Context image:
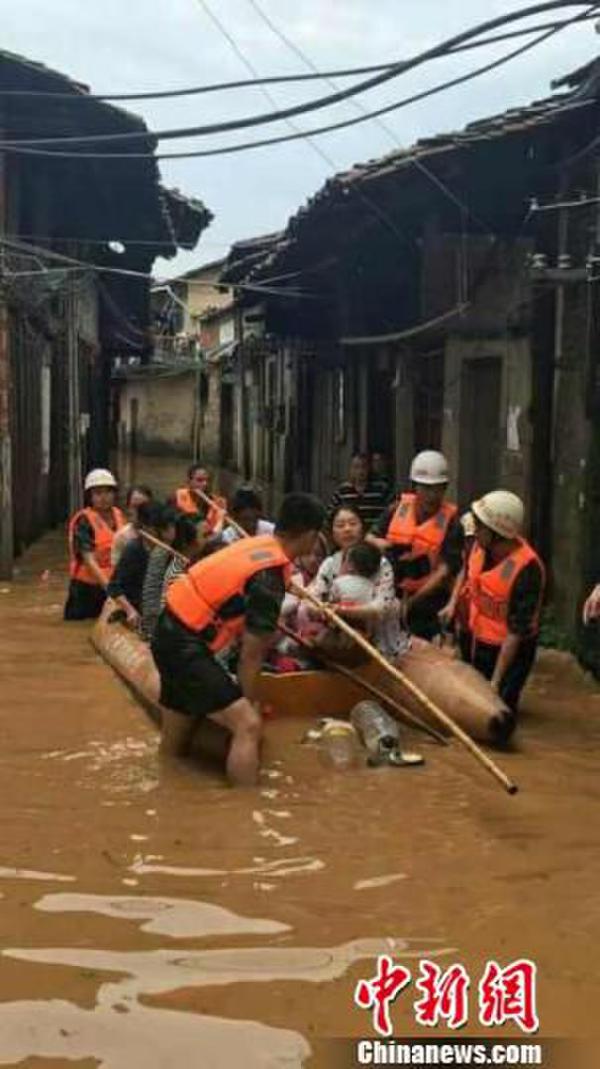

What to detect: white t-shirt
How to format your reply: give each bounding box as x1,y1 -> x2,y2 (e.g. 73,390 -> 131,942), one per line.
221,519 -> 275,544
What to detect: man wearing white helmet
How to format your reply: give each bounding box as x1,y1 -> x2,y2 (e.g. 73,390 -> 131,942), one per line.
464,490 -> 545,713
368,450 -> 463,639
64,469 -> 126,621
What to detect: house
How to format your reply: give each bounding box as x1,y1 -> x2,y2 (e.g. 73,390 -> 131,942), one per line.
219,57 -> 600,665
0,49 -> 210,574
113,259 -> 233,458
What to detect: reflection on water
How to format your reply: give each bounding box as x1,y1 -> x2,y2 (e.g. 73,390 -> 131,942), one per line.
0,936 -> 453,1068
36,892 -> 290,938
0,493 -> 599,1064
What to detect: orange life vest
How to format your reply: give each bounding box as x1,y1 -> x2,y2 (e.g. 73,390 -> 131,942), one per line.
175,488 -> 226,532
68,507 -> 126,586
166,533 -> 293,652
468,538 -> 545,646
386,493 -> 458,593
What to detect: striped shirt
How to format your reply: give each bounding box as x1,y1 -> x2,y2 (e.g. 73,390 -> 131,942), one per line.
141,547 -> 171,642
326,479 -> 391,530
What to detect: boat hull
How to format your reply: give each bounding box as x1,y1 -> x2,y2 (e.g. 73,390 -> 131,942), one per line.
91,603 -> 514,744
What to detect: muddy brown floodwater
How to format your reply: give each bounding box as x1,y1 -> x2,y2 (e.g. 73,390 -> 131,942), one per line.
0,457 -> 599,1068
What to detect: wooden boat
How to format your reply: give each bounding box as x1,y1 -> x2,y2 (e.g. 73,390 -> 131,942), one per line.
92,601 -> 514,745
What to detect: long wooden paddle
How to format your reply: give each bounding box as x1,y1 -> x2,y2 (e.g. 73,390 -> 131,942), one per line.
193,489 -> 519,796
278,621 -> 448,746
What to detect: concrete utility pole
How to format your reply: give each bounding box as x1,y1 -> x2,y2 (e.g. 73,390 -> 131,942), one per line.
66,274 -> 82,514
0,138 -> 14,578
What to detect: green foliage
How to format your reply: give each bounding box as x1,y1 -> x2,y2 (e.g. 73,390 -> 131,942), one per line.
538,606 -> 574,652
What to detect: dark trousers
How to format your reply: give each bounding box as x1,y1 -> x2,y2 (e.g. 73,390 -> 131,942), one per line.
460,631 -> 538,712
64,580 -> 106,621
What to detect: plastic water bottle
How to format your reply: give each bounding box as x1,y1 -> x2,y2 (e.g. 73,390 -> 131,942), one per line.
319,720 -> 361,770
350,701 -> 401,760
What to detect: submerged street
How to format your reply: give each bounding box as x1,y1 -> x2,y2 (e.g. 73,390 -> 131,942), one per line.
0,526 -> 598,1067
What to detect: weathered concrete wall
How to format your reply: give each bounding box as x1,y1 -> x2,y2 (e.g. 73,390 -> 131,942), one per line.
117,371 -> 198,457
550,281 -> 591,636
442,334 -> 533,520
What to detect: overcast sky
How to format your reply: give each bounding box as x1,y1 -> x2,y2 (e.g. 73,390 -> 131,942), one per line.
4,1 -> 599,274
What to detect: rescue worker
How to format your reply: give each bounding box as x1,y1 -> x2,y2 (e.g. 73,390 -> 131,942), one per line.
368,450 -> 463,639
172,464 -> 226,535
152,493 -> 326,786
64,469 -> 126,621
464,490 -> 545,714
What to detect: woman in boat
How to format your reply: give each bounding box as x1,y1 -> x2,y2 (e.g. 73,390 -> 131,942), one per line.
64,469 -> 126,621
111,484 -> 153,567
108,503 -> 177,630
307,505 -> 403,660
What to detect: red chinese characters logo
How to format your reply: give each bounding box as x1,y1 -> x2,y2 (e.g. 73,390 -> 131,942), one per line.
354,955 -> 412,1037
355,957 -> 539,1037
479,959 -> 539,1034
414,961 -> 470,1030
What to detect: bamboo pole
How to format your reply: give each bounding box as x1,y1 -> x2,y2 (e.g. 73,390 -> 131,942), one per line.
278,622 -> 448,746
176,490 -> 518,794
296,584 -> 518,795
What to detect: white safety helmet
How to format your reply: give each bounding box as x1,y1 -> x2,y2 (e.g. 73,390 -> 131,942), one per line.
409,450 -> 449,486
84,468 -> 118,491
471,490 -> 524,540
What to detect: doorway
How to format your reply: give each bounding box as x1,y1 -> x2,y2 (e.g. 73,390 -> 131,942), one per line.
459,357 -> 501,508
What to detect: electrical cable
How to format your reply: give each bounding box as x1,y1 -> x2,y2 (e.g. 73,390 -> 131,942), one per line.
5,8 -> 595,162
0,235 -> 316,299
0,1 -> 594,147
0,12 -> 597,102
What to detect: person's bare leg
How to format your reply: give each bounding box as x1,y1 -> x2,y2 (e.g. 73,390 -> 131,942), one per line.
210,698 -> 262,786
159,705 -> 196,757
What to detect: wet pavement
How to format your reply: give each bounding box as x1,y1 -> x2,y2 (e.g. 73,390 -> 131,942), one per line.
0,471 -> 599,1065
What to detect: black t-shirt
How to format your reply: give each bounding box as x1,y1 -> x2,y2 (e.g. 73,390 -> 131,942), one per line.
107,537 -> 149,612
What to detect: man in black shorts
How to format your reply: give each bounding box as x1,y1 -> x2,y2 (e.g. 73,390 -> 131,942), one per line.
152,492 -> 325,786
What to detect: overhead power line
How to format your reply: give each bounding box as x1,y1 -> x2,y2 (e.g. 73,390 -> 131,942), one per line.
4,6 -> 596,162
0,1 -> 594,147
0,12 -> 596,102
0,235 -> 316,300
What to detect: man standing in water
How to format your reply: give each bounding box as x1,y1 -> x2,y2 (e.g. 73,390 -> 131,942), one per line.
172,463 -> 226,534
152,493 -> 325,786
368,450 -> 463,640
465,490 -> 545,713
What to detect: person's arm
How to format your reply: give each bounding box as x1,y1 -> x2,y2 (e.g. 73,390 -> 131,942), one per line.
81,552 -> 110,591
438,564 -> 466,627
491,561 -> 543,689
73,517 -> 110,591
240,567 -> 286,695
365,504 -> 395,551
583,583 -> 600,624
410,516 -> 464,608
107,542 -> 142,626
237,631 -> 275,702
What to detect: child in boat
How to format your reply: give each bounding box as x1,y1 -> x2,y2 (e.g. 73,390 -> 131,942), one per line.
329,542 -> 381,617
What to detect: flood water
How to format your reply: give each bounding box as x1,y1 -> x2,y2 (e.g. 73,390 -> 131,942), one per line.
0,455 -> 599,1067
